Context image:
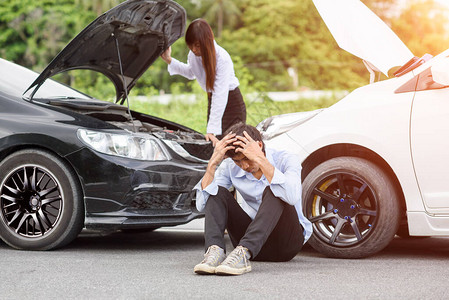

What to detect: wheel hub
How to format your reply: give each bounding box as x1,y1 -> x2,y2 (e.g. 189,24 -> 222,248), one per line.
29,195 -> 41,211
334,196 -> 358,220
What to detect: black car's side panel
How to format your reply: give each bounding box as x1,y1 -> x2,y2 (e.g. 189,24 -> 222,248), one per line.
0,133 -> 76,159
0,95 -> 85,159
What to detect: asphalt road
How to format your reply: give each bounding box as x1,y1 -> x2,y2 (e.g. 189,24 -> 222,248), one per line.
1,224 -> 448,300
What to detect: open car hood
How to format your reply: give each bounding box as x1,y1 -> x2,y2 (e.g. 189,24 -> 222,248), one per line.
312,0 -> 414,76
25,0 -> 185,103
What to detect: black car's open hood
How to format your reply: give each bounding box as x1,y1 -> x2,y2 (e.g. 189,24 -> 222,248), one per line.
25,0 -> 185,103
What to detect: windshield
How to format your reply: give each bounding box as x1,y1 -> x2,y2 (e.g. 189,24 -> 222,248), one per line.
0,58 -> 91,100
26,78 -> 92,100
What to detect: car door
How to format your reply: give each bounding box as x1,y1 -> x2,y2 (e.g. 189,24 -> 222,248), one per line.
410,66 -> 449,213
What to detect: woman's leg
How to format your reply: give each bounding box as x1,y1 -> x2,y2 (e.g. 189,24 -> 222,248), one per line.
221,88 -> 246,133
209,88 -> 247,140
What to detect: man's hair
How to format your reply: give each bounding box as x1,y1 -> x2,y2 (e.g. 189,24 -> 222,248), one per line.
224,122 -> 265,158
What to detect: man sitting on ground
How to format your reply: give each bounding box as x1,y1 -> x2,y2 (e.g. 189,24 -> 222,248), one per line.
193,123 -> 312,275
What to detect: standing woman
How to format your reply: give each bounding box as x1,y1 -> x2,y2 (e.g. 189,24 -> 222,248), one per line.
160,19 -> 246,146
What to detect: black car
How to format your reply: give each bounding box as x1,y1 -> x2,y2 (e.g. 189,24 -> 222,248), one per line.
0,0 -> 210,250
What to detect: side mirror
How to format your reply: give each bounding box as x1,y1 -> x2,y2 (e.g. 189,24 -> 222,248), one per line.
431,58 -> 449,86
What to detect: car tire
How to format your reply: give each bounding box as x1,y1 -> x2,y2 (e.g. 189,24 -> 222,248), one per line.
303,156 -> 400,258
0,149 -> 84,250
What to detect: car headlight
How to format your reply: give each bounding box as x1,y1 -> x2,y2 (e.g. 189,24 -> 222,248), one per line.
162,140 -> 209,163
77,129 -> 169,161
257,109 -> 324,140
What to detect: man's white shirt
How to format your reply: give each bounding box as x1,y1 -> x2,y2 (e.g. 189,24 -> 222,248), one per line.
194,148 -> 313,242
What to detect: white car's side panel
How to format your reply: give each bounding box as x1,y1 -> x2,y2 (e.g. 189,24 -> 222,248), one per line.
407,212 -> 449,235
266,75 -> 427,214
411,87 -> 449,213
298,83 -> 423,211
264,54 -> 449,238
264,132 -> 310,159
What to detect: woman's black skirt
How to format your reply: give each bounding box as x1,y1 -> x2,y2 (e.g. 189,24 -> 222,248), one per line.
207,87 -> 246,138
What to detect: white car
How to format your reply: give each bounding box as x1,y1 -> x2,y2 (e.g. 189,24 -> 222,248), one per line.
257,0 -> 449,258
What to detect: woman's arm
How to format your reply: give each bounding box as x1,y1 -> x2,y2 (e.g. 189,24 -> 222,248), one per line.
161,47 -> 196,80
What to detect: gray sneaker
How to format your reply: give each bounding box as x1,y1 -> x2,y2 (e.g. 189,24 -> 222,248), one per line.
194,245 -> 226,275
215,245 -> 251,275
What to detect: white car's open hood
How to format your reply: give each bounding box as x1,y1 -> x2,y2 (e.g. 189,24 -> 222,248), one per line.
312,0 -> 414,76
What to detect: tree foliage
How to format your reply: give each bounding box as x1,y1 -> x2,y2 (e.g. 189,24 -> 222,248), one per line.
0,0 -> 96,70
218,0 -> 366,91
200,0 -> 241,37
391,0 -> 449,56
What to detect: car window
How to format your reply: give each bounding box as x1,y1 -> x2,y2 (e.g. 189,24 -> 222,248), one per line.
0,58 -> 91,100
52,69 -> 116,102
31,78 -> 92,100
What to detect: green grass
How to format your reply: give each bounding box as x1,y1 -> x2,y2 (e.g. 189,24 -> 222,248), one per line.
129,93 -> 342,134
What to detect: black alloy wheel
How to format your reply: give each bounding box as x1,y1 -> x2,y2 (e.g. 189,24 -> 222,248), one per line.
302,156 -> 400,258
1,165 -> 63,237
0,149 -> 84,250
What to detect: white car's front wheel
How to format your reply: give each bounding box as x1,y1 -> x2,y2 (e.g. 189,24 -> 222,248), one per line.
303,156 -> 400,258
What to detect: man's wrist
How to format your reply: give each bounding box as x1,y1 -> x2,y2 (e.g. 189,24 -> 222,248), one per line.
254,154 -> 269,166
201,167 -> 216,190
257,155 -> 275,181
205,165 -> 217,176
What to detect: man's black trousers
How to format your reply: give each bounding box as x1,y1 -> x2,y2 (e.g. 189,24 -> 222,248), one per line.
204,186 -> 304,262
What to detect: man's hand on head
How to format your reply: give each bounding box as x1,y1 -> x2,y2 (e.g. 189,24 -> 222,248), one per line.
201,132 -> 237,190
234,131 -> 275,182
210,132 -> 236,167
233,131 -> 265,163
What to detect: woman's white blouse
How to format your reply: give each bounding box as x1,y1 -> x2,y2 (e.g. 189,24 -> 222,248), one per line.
167,41 -> 239,135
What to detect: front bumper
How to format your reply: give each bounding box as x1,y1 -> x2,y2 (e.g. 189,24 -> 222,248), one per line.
65,147 -> 207,230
